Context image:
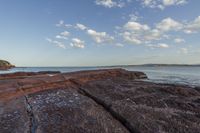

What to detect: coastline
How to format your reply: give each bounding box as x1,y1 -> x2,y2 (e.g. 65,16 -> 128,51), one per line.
0,69 -> 200,133
1,66 -> 200,87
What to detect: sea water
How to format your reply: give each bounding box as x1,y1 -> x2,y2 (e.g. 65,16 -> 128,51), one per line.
1,66 -> 200,87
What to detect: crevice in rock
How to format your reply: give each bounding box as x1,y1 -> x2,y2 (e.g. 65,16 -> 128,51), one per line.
24,95 -> 38,133
69,79 -> 140,133
17,84 -> 38,133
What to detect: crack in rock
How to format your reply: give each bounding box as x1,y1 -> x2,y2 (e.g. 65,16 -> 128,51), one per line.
69,79 -> 140,133
17,83 -> 38,133
24,95 -> 38,133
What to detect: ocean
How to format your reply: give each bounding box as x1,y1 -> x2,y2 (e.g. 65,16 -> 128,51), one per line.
0,66 -> 200,87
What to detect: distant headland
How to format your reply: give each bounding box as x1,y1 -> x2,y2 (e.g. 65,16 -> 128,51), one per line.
133,64 -> 200,67
0,60 -> 15,70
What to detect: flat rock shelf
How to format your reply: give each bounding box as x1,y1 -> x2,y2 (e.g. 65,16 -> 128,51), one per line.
0,69 -> 199,133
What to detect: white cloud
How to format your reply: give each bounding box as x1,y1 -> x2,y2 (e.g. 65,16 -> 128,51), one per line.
46,38 -> 66,49
65,24 -> 73,28
118,15 -> 200,47
163,0 -> 187,6
121,20 -> 163,45
158,43 -> 169,48
60,31 -> 70,37
56,20 -> 73,29
46,38 -> 52,43
156,18 -> 183,31
121,31 -> 142,44
155,16 -> 200,34
56,20 -> 65,27
142,0 -> 187,10
179,48 -> 188,54
129,13 -> 140,21
76,23 -> 87,30
95,0 -> 125,8
115,43 -> 124,47
94,0 -> 186,9
55,31 -> 70,40
144,29 -> 163,41
147,43 -> 169,48
70,38 -> 85,49
55,35 -> 68,40
124,21 -> 150,31
184,16 -> 200,34
174,38 -> 185,43
87,29 -> 114,44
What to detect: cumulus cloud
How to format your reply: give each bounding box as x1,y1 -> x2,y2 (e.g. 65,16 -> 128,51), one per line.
46,38 -> 66,49
76,23 -> 87,30
60,31 -> 70,37
184,16 -> 200,34
55,31 -> 70,40
119,17 -> 193,46
129,13 -> 140,21
147,43 -> 169,48
56,20 -> 65,27
156,16 -> 200,34
54,21 -> 117,47
121,20 -> 164,45
56,20 -> 72,28
163,0 -> 187,6
65,24 -> 72,28
156,18 -> 183,31
174,38 -> 185,43
95,0 -> 125,8
94,0 -> 187,9
115,43 -> 124,47
122,31 -> 142,44
87,29 -> 114,44
118,15 -> 200,48
124,21 -> 150,31
70,38 -> 85,49
52,15 -> 200,49
55,35 -> 68,40
142,0 -> 187,9
179,48 -> 188,54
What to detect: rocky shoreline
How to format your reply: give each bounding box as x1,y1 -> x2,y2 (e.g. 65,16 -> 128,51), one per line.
0,69 -> 200,133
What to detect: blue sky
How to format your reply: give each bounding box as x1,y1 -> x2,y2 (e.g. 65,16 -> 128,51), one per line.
0,0 -> 200,66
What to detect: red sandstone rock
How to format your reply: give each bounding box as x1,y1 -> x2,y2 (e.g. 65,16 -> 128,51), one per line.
0,69 -> 199,133
0,71 -> 60,80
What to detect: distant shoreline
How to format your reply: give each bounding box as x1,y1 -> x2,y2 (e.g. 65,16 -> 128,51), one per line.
4,64 -> 200,68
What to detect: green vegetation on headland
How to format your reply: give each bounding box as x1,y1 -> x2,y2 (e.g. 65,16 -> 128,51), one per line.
0,60 -> 15,70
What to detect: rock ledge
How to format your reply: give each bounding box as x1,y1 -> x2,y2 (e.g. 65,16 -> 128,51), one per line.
0,69 -> 199,133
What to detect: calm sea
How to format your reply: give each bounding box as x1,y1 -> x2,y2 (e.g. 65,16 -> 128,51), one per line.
1,66 -> 200,87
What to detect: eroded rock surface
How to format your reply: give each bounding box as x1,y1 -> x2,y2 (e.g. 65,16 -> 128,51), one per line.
80,79 -> 200,133
0,69 -> 199,133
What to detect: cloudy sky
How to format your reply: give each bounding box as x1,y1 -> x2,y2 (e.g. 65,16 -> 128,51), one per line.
0,0 -> 200,66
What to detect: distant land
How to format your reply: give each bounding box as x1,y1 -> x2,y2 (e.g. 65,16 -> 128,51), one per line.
133,64 -> 200,67
104,64 -> 200,68
0,60 -> 15,70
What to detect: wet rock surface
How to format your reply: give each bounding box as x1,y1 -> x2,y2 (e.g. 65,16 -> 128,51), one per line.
0,69 -> 200,133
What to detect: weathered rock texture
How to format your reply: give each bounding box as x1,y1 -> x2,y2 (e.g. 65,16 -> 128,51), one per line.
0,69 -> 200,133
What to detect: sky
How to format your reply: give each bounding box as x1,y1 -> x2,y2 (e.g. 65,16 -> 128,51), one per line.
0,0 -> 200,66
